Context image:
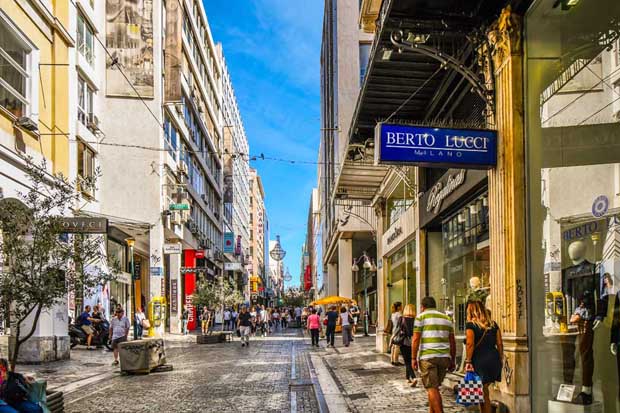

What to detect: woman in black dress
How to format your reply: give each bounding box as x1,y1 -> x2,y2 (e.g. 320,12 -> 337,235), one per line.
464,300 -> 503,413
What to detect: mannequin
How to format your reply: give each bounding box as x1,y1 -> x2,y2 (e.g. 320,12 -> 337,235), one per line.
562,240 -> 600,405
467,276 -> 490,304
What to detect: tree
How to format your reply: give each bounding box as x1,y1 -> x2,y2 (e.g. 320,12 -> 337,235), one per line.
282,288 -> 305,308
192,276 -> 245,310
0,158 -> 117,371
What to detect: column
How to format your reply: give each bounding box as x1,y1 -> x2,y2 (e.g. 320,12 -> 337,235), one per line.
338,238 -> 353,298
375,199 -> 388,352
485,7 -> 529,412
327,263 -> 338,296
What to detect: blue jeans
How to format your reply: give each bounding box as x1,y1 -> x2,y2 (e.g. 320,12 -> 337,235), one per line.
0,400 -> 43,413
182,320 -> 188,335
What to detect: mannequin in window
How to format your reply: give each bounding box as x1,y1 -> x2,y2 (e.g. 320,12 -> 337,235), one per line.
467,276 -> 490,304
563,239 -> 601,405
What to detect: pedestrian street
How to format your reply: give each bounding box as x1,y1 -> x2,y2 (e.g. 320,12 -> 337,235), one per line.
54,327 -> 462,413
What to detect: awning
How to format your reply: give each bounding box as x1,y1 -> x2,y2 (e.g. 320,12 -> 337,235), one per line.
335,0 -> 507,201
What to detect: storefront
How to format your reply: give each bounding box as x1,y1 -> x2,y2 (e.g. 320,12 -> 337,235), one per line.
419,169 -> 488,338
382,202 -> 417,321
526,0 -> 620,410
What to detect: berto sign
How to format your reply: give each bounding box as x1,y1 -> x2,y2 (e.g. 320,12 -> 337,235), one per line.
375,123 -> 497,169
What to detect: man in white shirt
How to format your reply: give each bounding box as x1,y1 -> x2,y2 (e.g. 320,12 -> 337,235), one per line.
295,306 -> 302,327
224,308 -> 232,330
109,308 -> 130,366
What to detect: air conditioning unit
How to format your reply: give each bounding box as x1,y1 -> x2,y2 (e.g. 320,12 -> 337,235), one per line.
177,161 -> 189,177
15,116 -> 38,132
175,104 -> 184,115
87,114 -> 100,131
189,222 -> 199,234
170,211 -> 182,225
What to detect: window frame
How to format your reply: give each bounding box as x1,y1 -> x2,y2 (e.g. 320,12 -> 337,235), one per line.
77,75 -> 94,126
77,12 -> 95,66
0,10 -> 38,120
77,139 -> 96,196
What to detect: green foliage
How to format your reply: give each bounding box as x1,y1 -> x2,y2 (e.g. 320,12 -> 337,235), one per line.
282,288 -> 305,308
192,276 -> 244,309
0,158 -> 118,370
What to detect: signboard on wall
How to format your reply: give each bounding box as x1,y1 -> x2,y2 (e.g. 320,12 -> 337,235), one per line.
224,232 -> 235,254
163,243 -> 181,254
375,123 -> 497,169
164,0 -> 182,102
171,280 -> 178,312
419,169 -> 487,228
106,0 -> 154,97
59,217 -> 108,233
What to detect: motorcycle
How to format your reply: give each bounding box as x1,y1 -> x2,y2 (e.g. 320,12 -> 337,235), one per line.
69,318 -> 112,350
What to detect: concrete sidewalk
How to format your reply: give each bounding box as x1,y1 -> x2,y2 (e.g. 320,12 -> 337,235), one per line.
16,333 -> 196,395
310,333 -> 465,413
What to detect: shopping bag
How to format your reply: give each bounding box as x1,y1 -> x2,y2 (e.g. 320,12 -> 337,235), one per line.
456,371 -> 484,406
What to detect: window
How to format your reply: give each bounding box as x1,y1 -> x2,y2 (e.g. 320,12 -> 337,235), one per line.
77,76 -> 94,126
77,13 -> 94,65
163,116 -> 178,159
77,140 -> 95,194
359,43 -> 372,86
0,16 -> 31,117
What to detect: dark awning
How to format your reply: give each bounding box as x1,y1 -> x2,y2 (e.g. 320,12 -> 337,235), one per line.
335,0 -> 510,201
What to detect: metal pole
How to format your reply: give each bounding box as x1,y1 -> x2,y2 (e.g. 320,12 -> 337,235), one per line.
364,268 -> 369,336
130,245 -> 138,340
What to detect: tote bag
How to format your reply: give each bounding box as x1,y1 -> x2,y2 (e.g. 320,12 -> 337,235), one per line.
456,371 -> 484,406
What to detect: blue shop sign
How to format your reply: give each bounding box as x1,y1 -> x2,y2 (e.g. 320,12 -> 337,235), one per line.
375,123 -> 497,169
223,232 -> 235,254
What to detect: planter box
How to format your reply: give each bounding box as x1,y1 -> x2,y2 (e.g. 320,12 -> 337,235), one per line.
119,338 -> 167,374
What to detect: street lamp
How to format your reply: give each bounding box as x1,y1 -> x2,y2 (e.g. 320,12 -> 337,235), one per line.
352,251 -> 376,336
126,237 -> 138,341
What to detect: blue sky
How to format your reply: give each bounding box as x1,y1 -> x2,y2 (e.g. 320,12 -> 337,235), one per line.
205,1 -> 323,287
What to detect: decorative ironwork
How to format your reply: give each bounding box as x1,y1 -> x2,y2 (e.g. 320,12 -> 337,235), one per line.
269,235 -> 286,262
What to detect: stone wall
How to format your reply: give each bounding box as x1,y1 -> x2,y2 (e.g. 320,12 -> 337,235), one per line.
0,335 -> 70,364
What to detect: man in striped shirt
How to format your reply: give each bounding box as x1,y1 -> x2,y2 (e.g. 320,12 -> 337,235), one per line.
412,296 -> 456,413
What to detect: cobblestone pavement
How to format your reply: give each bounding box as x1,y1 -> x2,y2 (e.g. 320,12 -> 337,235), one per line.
314,334 -> 465,413
41,329 -> 469,412
64,327 -> 319,413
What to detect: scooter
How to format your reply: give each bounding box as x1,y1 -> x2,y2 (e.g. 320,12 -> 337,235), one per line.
69,318 -> 112,350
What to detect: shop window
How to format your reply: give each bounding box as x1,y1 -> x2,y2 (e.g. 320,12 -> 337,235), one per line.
77,13 -> 94,65
527,0 -> 620,410
437,193 -> 490,335
0,14 -> 34,118
386,240 -> 417,316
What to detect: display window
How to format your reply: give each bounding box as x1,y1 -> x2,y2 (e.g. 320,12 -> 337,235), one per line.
427,192 -> 490,337
386,240 -> 416,316
526,0 -> 620,410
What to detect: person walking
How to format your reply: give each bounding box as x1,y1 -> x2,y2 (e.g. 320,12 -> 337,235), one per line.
282,309 -> 289,329
340,307 -> 353,347
78,305 -> 97,350
237,306 -> 252,347
397,304 -> 417,386
325,306 -> 339,348
412,297 -> 456,413
109,308 -> 130,366
181,305 -> 189,335
200,306 -> 210,335
250,306 -> 258,336
223,308 -> 232,331
464,301 -> 503,413
231,308 -> 238,331
349,304 -> 360,336
389,302 -> 403,366
307,308 -> 321,348
135,306 -> 147,338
